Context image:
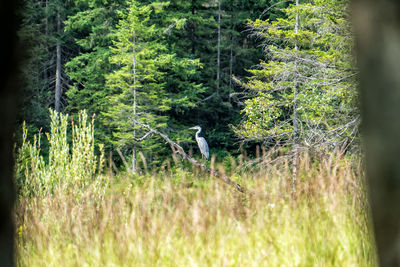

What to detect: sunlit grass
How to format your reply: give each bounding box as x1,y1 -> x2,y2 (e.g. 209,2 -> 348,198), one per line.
16,152 -> 377,266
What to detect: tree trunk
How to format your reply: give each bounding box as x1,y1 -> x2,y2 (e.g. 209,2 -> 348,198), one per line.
229,41 -> 233,89
55,4 -> 62,112
45,0 -> 48,36
352,0 -> 400,265
229,25 -> 234,91
292,0 -> 300,190
44,0 -> 49,83
0,1 -> 18,266
132,32 -> 137,173
216,0 -> 221,95
191,0 -> 196,55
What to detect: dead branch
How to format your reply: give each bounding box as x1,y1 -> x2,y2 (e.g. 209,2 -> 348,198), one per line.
116,148 -> 130,171
195,92 -> 217,105
133,120 -> 247,193
134,131 -> 153,141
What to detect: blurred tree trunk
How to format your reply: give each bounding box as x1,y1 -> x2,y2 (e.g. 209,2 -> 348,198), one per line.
0,1 -> 18,266
352,0 -> 400,266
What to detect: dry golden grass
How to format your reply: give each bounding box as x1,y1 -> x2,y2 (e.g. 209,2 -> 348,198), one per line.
15,151 -> 377,266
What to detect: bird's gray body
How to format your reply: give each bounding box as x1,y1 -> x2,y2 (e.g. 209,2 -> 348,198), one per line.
189,126 -> 209,160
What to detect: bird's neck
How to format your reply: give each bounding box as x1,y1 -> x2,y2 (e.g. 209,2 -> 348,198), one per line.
196,129 -> 201,138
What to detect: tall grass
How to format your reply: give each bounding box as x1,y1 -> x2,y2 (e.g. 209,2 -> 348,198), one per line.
14,112 -> 377,266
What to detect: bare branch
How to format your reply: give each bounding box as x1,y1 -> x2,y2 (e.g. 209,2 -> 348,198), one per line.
259,0 -> 291,19
134,120 -> 247,193
195,92 -> 217,105
133,131 -> 153,142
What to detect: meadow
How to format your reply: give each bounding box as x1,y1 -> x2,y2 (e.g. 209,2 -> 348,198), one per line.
14,112 -> 377,266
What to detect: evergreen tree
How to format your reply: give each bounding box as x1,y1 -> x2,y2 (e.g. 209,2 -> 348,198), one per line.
18,0 -> 78,132
163,0 -> 280,153
104,0 -> 203,171
65,0 -> 126,148
18,0 -> 52,133
234,0 -> 358,152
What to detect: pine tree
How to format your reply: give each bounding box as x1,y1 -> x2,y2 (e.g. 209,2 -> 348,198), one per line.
18,0 -> 52,133
18,0 -> 78,133
104,0 -> 204,171
65,0 -> 126,149
234,0 -> 358,152
163,0 -> 277,153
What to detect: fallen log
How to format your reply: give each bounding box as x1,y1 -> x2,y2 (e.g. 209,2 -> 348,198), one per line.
133,121 -> 247,194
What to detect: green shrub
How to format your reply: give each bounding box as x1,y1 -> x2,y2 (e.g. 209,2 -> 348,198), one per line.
15,109 -> 104,197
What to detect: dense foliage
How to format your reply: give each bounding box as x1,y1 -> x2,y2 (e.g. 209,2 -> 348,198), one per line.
17,0 -> 359,168
234,0 -> 358,152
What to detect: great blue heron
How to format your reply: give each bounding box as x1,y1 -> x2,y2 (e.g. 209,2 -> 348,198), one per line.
189,126 -> 209,161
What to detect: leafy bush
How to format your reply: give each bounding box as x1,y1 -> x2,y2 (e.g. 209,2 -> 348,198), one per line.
15,109 -> 105,197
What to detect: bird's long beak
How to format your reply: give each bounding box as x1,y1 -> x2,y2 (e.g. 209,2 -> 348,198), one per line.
189,127 -> 196,130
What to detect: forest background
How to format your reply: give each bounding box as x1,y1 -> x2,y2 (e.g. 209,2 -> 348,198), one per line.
17,0 -> 358,170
